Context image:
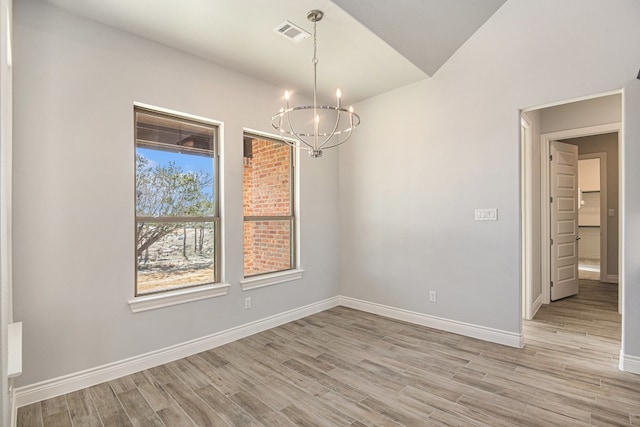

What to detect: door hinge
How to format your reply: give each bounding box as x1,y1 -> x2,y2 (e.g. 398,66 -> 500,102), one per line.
550,196 -> 553,203
551,281 -> 554,287
550,238 -> 554,245
549,154 -> 553,161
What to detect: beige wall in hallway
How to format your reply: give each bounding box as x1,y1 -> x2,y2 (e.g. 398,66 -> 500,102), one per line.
563,133 -> 619,277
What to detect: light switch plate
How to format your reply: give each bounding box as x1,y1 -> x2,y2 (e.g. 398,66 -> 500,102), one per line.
475,208 -> 498,221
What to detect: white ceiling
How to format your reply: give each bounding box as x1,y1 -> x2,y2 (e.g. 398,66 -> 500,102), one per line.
40,0 -> 506,103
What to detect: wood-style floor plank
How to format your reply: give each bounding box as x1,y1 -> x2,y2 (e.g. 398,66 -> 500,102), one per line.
228,390 -> 295,426
40,411 -> 72,427
156,404 -> 196,426
117,388 -> 165,427
194,384 -> 262,427
65,389 -> 102,427
88,382 -> 133,426
128,370 -> 175,412
17,279 -> 640,426
160,380 -> 228,426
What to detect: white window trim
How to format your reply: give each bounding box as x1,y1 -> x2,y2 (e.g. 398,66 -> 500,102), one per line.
242,128 -> 302,281
133,103 -> 225,304
128,283 -> 231,313
240,269 -> 304,291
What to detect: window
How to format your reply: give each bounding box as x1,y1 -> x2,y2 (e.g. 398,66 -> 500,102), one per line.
243,133 -> 295,277
135,106 -> 219,296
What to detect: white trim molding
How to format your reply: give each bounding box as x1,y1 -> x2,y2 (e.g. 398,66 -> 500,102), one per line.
619,351 -> 640,374
10,383 -> 16,427
531,294 -> 543,320
521,116 -> 535,321
128,283 -> 231,313
240,269 -> 304,291
339,296 -> 523,348
605,274 -> 619,284
15,296 -> 340,408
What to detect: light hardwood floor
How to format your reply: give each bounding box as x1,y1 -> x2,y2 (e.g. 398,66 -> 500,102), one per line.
17,280 -> 640,426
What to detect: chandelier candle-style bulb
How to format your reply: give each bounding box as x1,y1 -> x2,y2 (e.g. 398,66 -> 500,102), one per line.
271,9 -> 360,158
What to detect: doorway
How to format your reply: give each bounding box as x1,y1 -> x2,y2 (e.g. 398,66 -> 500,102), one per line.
540,127 -> 620,306
520,92 -> 622,322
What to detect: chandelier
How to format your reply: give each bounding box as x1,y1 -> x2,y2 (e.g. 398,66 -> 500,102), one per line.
271,10 -> 361,158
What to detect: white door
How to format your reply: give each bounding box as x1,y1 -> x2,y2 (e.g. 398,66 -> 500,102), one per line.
550,141 -> 579,301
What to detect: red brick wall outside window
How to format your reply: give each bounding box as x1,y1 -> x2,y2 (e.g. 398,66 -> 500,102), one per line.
243,136 -> 293,277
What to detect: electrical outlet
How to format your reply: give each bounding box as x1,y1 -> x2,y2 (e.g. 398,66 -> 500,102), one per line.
429,291 -> 437,303
244,297 -> 252,309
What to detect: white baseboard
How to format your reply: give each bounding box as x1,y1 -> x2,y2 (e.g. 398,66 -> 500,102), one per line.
338,296 -> 523,348
14,297 -> 340,408
605,274 -> 619,284
526,294 -> 544,321
10,381 -> 16,427
531,294 -> 543,319
619,351 -> 640,374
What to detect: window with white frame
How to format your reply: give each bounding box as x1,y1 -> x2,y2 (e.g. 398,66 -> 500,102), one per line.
135,106 -> 220,296
243,133 -> 295,277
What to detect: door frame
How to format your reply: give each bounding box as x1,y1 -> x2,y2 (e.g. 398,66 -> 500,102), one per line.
540,123 -> 621,306
521,117 -> 536,320
578,152 -> 608,283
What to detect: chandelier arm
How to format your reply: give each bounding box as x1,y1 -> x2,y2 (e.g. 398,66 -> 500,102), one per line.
317,107 -> 343,150
284,112 -> 315,150
273,113 -> 283,136
271,117 -> 313,151
280,96 -> 313,149
317,127 -> 355,149
275,106 -> 359,136
318,110 -> 360,149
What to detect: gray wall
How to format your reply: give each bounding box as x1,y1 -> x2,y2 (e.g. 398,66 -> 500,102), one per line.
541,94 -> 622,134
12,0 -> 340,387
338,0 -> 640,360
563,133 -> 619,277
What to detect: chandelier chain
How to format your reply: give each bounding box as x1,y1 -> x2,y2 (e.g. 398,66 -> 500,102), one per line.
312,17 -> 318,147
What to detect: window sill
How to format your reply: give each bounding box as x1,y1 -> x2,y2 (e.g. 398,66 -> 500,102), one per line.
240,269 -> 304,291
128,283 -> 231,313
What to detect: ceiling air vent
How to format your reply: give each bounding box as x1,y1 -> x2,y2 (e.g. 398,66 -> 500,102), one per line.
274,20 -> 310,43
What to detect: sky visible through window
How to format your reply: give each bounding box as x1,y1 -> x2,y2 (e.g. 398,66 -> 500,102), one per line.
137,146 -> 215,199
